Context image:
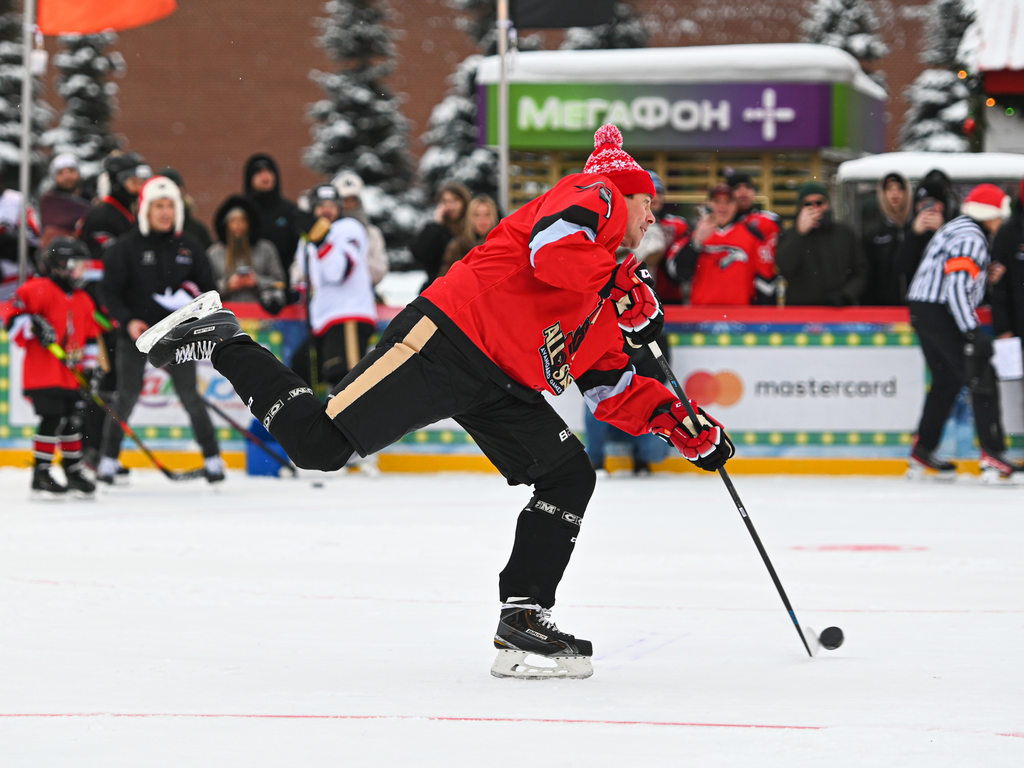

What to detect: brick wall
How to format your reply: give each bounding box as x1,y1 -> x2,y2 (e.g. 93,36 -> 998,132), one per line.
37,0 -> 934,231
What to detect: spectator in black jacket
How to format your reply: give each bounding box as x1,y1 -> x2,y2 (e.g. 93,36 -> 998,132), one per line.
243,153 -> 308,289
158,166 -> 213,249
410,182 -> 470,290
895,171 -> 953,285
98,177 -> 224,485
990,182 -> 1024,344
862,171 -> 914,305
79,152 -> 151,260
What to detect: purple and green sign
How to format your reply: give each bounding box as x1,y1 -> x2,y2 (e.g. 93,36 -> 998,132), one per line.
479,82 -> 884,153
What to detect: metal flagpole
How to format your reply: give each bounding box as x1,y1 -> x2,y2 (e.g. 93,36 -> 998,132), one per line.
496,0 -> 510,216
17,0 -> 37,284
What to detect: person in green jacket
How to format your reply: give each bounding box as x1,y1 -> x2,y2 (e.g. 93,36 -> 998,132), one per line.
776,182 -> 869,306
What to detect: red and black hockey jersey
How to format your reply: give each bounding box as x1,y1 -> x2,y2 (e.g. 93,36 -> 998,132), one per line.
419,172 -> 674,436
4,276 -> 99,391
668,216 -> 778,305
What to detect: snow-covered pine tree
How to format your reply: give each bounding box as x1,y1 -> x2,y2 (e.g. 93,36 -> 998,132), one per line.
0,0 -> 53,188
898,0 -> 976,152
305,0 -> 422,247
800,0 -> 889,62
561,2 -> 648,50
44,32 -> 126,186
418,56 -> 497,201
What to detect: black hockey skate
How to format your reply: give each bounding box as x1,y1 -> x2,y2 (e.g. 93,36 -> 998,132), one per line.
907,439 -> 956,481
980,451 -> 1024,485
136,291 -> 242,368
64,463 -> 96,499
31,466 -> 68,501
491,600 -> 593,680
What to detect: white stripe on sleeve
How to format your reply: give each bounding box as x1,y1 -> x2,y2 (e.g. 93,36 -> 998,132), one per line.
582,369 -> 634,413
528,220 -> 597,267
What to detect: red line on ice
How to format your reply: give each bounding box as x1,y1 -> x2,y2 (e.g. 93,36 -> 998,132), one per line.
0,712 -> 821,730
790,545 -> 929,552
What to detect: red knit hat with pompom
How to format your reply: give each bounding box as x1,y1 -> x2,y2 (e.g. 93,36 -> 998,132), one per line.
583,124 -> 656,197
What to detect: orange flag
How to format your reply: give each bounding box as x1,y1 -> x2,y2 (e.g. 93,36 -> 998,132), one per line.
38,0 -> 177,35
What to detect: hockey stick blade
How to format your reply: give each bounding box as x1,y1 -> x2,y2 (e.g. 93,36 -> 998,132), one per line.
801,625 -> 821,657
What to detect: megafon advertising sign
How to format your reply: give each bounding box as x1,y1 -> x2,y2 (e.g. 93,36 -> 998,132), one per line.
479,82 -> 884,153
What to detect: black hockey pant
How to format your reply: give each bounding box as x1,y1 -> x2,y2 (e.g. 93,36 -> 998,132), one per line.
910,302 -> 1006,455
211,306 -> 596,608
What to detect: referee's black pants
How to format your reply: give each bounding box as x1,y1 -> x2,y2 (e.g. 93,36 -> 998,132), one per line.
211,305 -> 596,609
910,301 -> 1006,455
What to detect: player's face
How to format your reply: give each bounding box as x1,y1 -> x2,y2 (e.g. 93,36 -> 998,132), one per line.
54,167 -> 80,192
884,181 -> 905,210
733,183 -> 755,212
314,200 -> 341,222
147,197 -> 176,233
622,193 -> 655,250
710,193 -> 737,225
226,211 -> 249,239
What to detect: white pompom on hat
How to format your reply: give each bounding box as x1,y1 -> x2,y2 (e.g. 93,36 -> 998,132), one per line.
582,124 -> 656,197
962,183 -> 1011,222
138,176 -> 185,236
333,170 -> 364,199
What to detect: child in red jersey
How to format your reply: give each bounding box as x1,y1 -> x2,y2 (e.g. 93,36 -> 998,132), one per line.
4,238 -> 99,499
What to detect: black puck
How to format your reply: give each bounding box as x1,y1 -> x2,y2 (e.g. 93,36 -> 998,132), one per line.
819,626 -> 844,650
312,482 -> 324,489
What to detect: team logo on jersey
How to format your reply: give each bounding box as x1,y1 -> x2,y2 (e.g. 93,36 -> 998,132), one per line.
176,249 -> 192,265
704,244 -> 749,270
538,304 -> 602,395
574,181 -> 613,219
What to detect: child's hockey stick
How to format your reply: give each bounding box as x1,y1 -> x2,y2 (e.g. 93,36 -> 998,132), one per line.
48,344 -> 206,482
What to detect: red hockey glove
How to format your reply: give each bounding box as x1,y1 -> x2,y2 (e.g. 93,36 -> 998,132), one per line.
649,399 -> 735,471
601,254 -> 663,347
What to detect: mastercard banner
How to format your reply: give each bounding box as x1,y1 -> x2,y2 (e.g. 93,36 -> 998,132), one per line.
670,346 -> 924,432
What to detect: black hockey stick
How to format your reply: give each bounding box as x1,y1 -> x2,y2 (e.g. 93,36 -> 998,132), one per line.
201,396 -> 297,476
646,341 -> 815,657
48,344 -> 206,482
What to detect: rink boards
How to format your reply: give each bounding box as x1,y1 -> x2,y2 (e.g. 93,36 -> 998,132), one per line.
0,304 -> 1021,472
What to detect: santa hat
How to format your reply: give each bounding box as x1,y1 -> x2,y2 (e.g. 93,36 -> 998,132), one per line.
962,183 -> 1011,222
138,176 -> 185,236
582,125 -> 656,197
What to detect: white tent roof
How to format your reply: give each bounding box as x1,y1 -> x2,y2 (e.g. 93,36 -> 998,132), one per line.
476,44 -> 886,101
964,0 -> 1024,72
836,151 -> 1024,182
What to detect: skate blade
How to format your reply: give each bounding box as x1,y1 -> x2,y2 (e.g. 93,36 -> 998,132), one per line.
490,649 -> 593,680
136,291 -> 223,354
801,625 -> 821,657
906,464 -> 956,482
981,467 -> 1023,485
30,489 -> 68,502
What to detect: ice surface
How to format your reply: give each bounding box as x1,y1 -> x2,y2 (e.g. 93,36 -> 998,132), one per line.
0,468 -> 1021,766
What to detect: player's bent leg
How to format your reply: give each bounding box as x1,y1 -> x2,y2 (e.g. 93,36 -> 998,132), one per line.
213,336 -> 354,472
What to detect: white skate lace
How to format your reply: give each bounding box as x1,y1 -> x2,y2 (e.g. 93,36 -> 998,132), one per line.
536,608 -> 561,633
175,339 -> 216,364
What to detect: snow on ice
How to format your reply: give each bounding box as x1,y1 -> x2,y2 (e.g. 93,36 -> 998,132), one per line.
0,468 -> 1021,766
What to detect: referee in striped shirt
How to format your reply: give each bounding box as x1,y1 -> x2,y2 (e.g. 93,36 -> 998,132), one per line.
906,184 -> 1021,479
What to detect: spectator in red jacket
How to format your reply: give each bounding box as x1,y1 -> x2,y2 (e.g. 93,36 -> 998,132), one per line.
666,184 -> 776,304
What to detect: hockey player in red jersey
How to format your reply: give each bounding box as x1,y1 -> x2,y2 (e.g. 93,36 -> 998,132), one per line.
3,238 -> 100,499
133,125 -> 735,680
667,184 -> 779,305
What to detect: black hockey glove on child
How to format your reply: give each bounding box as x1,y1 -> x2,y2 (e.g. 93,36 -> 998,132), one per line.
649,399 -> 735,471
601,253 -> 664,347
31,315 -> 57,347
